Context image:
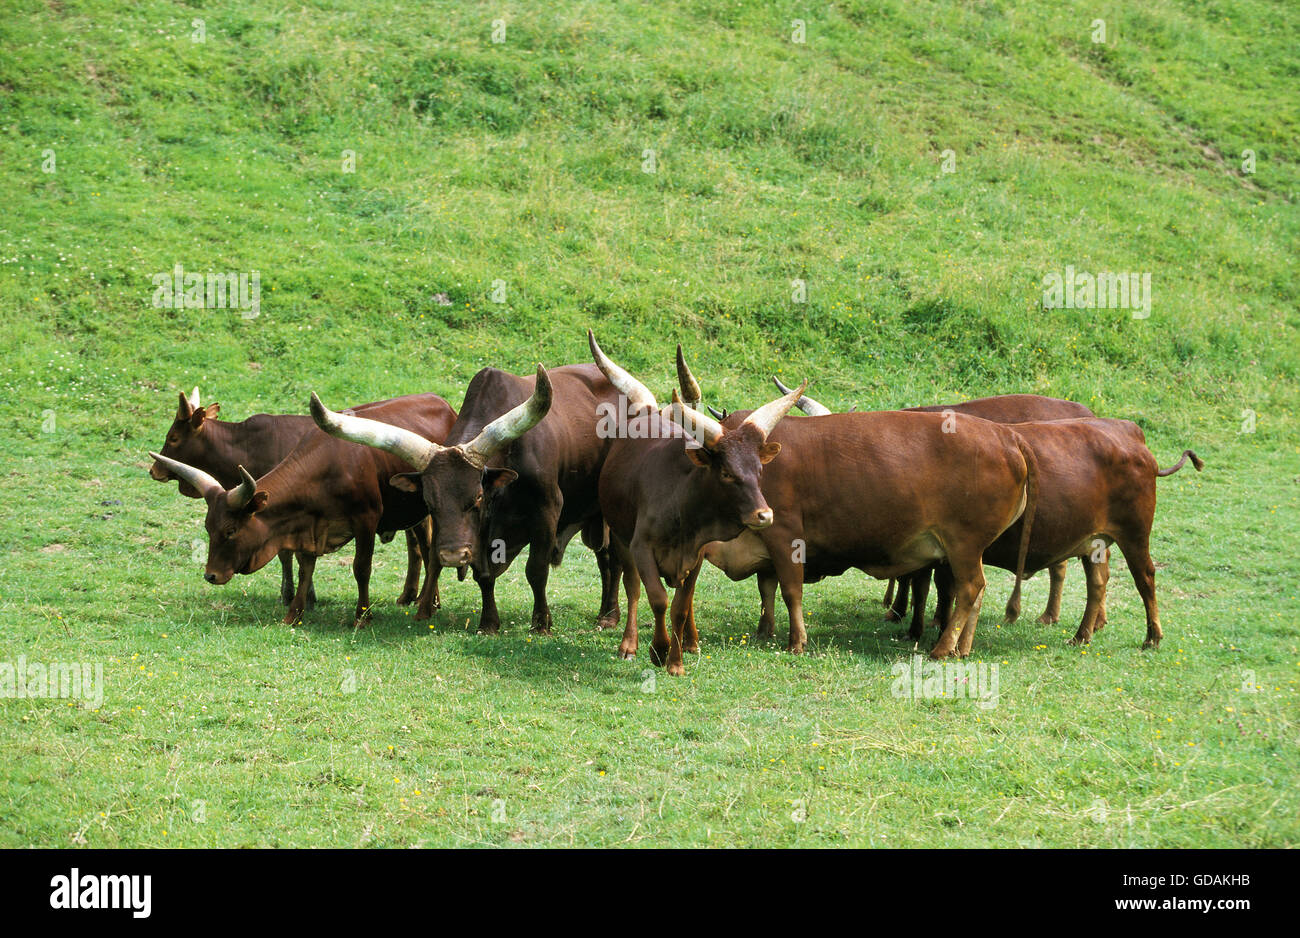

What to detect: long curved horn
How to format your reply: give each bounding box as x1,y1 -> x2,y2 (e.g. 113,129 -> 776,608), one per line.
706,404 -> 728,421
772,376 -> 832,416
676,344 -> 702,406
663,388 -> 726,449
589,330 -> 658,414
462,364 -> 553,466
226,465 -> 258,511
310,392 -> 440,471
743,379 -> 807,440
148,451 -> 223,501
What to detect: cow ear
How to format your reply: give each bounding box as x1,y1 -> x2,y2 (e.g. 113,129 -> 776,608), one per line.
203,402 -> 221,420
758,442 -> 782,464
685,444 -> 712,468
389,473 -> 421,493
483,468 -> 519,490
248,491 -> 270,513
190,406 -> 207,430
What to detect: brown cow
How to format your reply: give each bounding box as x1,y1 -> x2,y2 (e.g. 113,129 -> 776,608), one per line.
693,373 -> 1040,660
309,364 -> 623,635
149,393 -> 455,626
149,387 -> 434,612
770,378 -> 1094,628
918,418 -> 1202,650
590,332 -> 805,676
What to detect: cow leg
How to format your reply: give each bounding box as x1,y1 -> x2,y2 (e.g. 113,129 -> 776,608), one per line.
930,564 -> 954,633
302,552 -> 318,609
594,544 -> 621,630
351,529 -> 376,628
628,539 -> 671,667
473,571 -> 502,634
1097,548 -> 1110,627
882,578 -> 896,609
525,539 -> 555,635
930,554 -> 985,660
396,529 -> 421,606
666,566 -> 701,676
769,549 -> 808,654
413,520 -> 440,620
525,503 -> 562,634
683,588 -> 700,654
584,518 -> 621,630
755,571 -> 778,640
284,554 -> 316,625
614,539 -> 641,659
885,572 -> 909,623
1036,561 -> 1067,625
1003,572 -> 1022,623
1068,554 -> 1109,645
906,567 -> 932,642
1117,534 -> 1162,649
278,550 -> 295,605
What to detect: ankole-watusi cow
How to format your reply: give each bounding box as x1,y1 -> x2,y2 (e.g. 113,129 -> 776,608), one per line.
912,419 -> 1202,650
309,363 -> 625,635
769,378 -> 1095,629
150,388 -> 434,613
688,361 -> 1040,660
149,392 -> 455,626
590,332 -> 804,676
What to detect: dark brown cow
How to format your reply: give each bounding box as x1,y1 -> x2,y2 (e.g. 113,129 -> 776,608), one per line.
590,332 -> 805,676
149,388 -> 434,612
149,393 -> 455,626
694,382 -> 1040,660
309,364 -> 623,635
771,378 -> 1094,628
917,418 -> 1202,650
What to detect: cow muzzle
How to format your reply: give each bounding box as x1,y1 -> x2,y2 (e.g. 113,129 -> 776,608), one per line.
204,570 -> 232,585
746,508 -> 775,530
439,547 -> 473,568
149,462 -> 172,482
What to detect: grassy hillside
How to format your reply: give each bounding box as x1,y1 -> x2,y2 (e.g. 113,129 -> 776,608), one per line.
0,0 -> 1296,846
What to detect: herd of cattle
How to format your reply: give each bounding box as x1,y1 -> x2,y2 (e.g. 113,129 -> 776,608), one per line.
147,331 -> 1202,675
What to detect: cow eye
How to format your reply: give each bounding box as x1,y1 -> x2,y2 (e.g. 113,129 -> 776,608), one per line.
719,469 -> 736,483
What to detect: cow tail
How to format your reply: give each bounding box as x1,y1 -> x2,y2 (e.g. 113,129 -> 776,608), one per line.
1007,435 -> 1039,613
1157,449 -> 1204,477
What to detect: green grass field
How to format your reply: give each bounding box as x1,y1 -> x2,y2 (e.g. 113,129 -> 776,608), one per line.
1,0 -> 1297,847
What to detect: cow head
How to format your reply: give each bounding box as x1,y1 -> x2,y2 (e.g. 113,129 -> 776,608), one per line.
590,331 -> 804,531
150,387 -> 222,496
148,452 -> 277,584
308,367 -> 552,576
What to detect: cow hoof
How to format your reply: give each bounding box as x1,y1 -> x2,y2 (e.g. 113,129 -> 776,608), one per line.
883,610 -> 902,623
618,648 -> 637,661
396,590 -> 416,606
928,647 -> 953,660
786,642 -> 805,655
596,615 -> 619,631
683,643 -> 700,655
1141,639 -> 1160,650
902,630 -> 923,643
1067,636 -> 1090,646
666,662 -> 685,677
649,643 -> 669,667
414,607 -> 432,621
1036,613 -> 1058,626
